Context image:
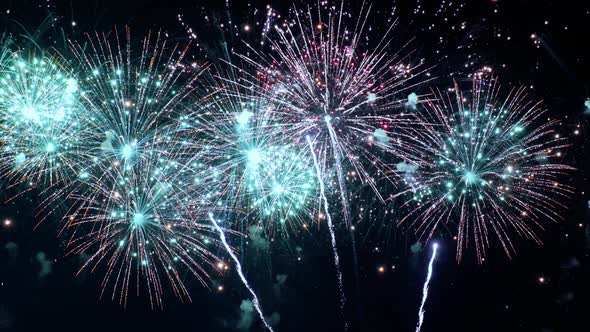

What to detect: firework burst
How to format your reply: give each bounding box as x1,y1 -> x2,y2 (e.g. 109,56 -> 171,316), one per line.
217,5 -> 425,325
188,70 -> 318,235
64,27 -> 207,172
0,51 -> 83,189
232,2 -> 425,213
52,28 -> 224,306
63,138 -> 222,308
245,144 -> 316,229
397,77 -> 574,262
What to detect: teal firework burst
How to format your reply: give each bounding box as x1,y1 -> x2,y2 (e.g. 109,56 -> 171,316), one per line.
245,145 -> 316,230
64,139 -> 221,308
52,29 -> 223,306
65,28 -> 206,173
186,66 -> 318,234
398,78 -> 574,262
0,52 -> 83,187
210,115 -> 317,233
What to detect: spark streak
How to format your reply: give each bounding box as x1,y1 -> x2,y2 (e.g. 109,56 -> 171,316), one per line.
208,213 -> 274,332
416,242 -> 439,332
307,135 -> 348,330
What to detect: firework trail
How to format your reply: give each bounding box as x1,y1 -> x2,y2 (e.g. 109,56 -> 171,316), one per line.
307,135 -> 348,330
0,36 -> 11,65
416,242 -> 439,332
208,212 -> 274,332
396,77 -> 574,262
327,119 -> 361,311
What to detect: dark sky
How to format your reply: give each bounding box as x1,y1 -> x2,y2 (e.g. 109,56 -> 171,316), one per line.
1,0 -> 589,331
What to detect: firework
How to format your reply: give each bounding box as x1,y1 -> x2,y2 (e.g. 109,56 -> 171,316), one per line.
209,212 -> 274,332
64,139 -> 222,308
64,27 -> 207,172
0,51 -> 83,189
232,1 -> 424,213
416,242 -> 439,332
189,64 -> 319,235
307,135 -> 347,329
54,28 -> 223,306
245,144 -> 316,228
397,77 -> 574,262
0,36 -> 11,68
218,4 -> 425,325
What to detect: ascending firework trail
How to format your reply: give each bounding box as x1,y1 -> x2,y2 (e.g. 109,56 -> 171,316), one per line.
209,213 -> 274,332
416,242 -> 439,332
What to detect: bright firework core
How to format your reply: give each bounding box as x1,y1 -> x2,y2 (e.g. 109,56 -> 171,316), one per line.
247,148 -> 262,165
132,212 -> 146,226
271,183 -> 285,195
45,142 -> 57,153
121,143 -> 136,160
463,170 -> 479,185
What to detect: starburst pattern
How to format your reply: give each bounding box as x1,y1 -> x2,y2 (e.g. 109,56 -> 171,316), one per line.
0,52 -> 82,188
397,78 -> 574,262
64,141 -> 221,308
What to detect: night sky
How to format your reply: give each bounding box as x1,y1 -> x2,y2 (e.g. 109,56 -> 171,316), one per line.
1,0 -> 589,331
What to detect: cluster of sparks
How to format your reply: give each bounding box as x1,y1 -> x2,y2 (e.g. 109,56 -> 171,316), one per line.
0,51 -> 80,188
0,2 -> 575,329
395,79 -> 574,263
